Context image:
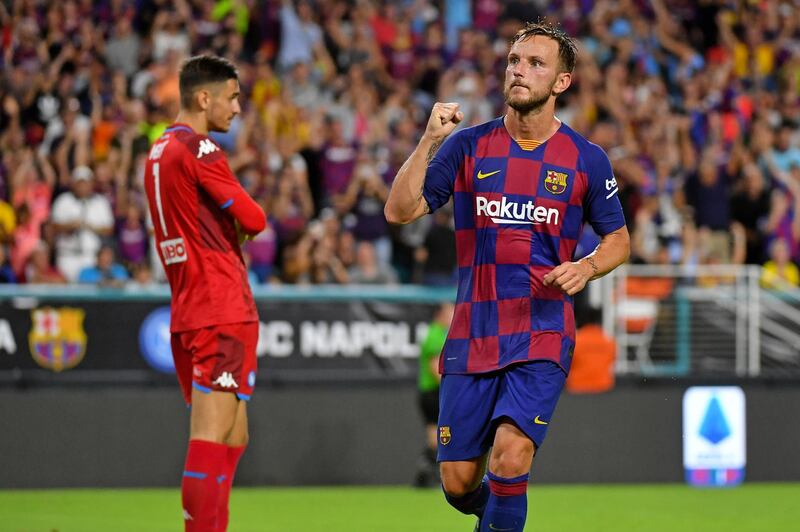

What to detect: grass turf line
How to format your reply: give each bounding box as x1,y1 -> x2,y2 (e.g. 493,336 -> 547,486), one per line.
1,483 -> 799,531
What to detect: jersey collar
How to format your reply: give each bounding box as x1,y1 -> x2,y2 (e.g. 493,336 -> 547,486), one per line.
165,123 -> 195,134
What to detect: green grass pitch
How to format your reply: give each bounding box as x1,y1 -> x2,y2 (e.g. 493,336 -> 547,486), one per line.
2,483 -> 799,531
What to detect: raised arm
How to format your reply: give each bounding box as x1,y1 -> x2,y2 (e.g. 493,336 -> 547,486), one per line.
384,102 -> 463,224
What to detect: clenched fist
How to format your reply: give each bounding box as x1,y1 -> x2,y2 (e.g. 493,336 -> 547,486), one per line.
424,102 -> 464,142
543,260 -> 594,296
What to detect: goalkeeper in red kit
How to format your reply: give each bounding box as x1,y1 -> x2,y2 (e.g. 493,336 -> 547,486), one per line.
143,55 -> 266,532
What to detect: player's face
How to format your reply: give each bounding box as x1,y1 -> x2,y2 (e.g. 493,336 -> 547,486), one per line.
207,79 -> 241,132
503,36 -> 571,114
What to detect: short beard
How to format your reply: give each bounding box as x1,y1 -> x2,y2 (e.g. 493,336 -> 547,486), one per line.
504,79 -> 557,114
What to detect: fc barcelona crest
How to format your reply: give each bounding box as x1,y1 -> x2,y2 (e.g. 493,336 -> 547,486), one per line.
544,169 -> 569,194
28,307 -> 87,372
439,426 -> 452,445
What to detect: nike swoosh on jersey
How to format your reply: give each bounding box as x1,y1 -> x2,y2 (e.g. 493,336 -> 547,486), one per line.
534,415 -> 549,425
477,170 -> 501,180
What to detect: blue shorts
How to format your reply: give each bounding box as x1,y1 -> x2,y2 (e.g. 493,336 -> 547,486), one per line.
437,361 -> 566,462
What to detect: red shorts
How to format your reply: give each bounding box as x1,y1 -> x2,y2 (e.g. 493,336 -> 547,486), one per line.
171,321 -> 259,404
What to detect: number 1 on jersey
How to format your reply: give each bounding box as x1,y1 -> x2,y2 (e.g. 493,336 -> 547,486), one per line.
153,162 -> 168,238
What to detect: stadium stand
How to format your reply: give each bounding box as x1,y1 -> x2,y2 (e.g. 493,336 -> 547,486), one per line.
0,0 -> 798,289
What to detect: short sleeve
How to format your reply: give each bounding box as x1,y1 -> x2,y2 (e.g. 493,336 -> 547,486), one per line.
582,144 -> 627,236
422,130 -> 468,213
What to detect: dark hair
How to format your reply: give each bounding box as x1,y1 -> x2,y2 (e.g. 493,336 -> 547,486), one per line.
179,55 -> 239,109
511,21 -> 578,74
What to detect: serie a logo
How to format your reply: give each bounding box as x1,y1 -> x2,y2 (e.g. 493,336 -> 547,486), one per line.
28,307 -> 87,372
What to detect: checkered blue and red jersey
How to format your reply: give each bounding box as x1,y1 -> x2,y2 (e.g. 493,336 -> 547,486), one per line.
144,123 -> 265,333
423,117 -> 626,375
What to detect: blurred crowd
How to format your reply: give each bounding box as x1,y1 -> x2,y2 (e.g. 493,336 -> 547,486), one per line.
0,0 -> 799,289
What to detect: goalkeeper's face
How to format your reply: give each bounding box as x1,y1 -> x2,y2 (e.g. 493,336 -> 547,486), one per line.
206,79 -> 241,133
503,36 -> 570,114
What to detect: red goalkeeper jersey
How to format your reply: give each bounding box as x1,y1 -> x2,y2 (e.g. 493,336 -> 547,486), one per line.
144,123 -> 266,332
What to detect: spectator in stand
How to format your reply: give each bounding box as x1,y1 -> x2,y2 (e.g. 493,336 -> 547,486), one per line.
415,207 -> 456,286
105,15 -> 141,78
77,244 -> 129,287
270,163 -> 314,244
334,158 -> 391,265
0,245 -> 16,283
277,0 -> 323,72
24,242 -> 66,285
768,119 -> 800,173
684,149 -> 734,263
349,240 -> 397,285
763,163 -> 800,264
0,199 -> 14,246
50,166 -> 114,282
116,202 -> 148,268
337,229 -> 357,272
9,149 -> 54,233
317,115 -> 358,205
10,204 -> 40,278
127,262 -> 156,289
244,218 -> 279,284
730,162 -> 772,264
1,0 -> 800,287
761,237 -> 800,290
305,220 -> 349,284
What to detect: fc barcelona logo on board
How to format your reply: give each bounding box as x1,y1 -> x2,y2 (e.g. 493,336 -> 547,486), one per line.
28,307 -> 87,372
544,169 -> 568,195
439,426 -> 452,445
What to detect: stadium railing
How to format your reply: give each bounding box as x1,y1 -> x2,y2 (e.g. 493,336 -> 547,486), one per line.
600,264 -> 800,379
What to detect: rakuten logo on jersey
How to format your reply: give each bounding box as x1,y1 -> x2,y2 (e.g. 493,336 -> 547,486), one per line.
475,196 -> 559,225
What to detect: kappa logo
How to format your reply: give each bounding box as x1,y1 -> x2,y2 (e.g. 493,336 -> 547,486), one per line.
197,138 -> 219,159
183,509 -> 193,521
213,372 -> 239,388
439,426 -> 452,445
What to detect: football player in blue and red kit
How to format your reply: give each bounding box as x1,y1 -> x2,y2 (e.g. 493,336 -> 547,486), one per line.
385,22 -> 630,532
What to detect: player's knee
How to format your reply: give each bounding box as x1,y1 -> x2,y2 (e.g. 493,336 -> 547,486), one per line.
440,463 -> 480,498
490,441 -> 534,478
226,430 -> 249,448
190,417 -> 238,444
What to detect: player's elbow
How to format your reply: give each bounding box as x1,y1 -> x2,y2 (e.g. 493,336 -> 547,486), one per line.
241,208 -> 267,235
251,209 -> 268,234
385,197 -> 425,225
384,202 -> 411,225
